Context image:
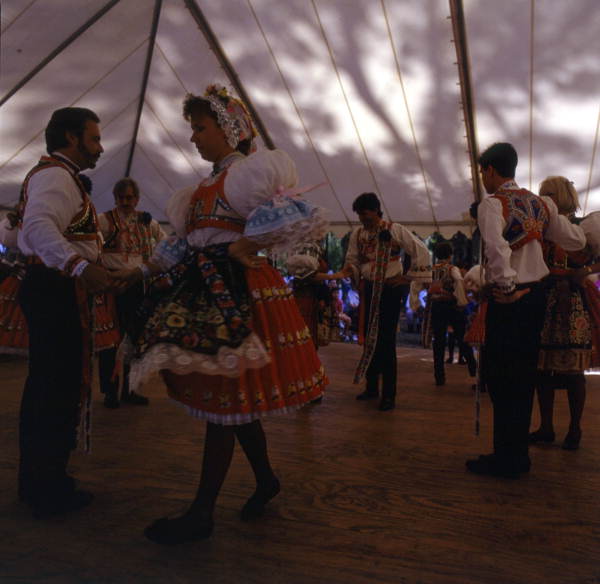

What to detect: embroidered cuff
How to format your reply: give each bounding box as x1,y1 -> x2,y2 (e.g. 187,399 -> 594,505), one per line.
71,259 -> 89,278
499,282 -> 516,295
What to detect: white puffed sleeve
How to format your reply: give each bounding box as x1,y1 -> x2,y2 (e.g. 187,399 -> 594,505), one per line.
165,185 -> 196,238
581,211 -> 600,258
224,150 -> 298,218
0,217 -> 18,248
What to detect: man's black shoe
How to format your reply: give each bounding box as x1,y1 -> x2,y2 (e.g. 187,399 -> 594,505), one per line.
356,390 -> 378,401
32,489 -> 94,519
122,391 -> 149,405
378,398 -> 395,411
103,394 -> 120,409
465,454 -> 527,479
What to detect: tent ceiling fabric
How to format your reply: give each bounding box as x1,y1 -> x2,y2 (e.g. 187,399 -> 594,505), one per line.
1,0 -> 599,232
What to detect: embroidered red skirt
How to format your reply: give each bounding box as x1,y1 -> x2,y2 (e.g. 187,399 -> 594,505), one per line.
0,274 -> 28,354
94,293 -> 121,351
0,274 -> 121,355
135,263 -> 327,425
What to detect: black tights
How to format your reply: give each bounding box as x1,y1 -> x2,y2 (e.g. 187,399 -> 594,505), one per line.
188,420 -> 275,518
534,373 -> 586,435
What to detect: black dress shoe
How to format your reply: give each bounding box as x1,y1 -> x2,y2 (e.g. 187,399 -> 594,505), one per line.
356,390 -> 378,401
435,377 -> 445,386
32,489 -> 94,519
122,391 -> 149,405
529,429 -> 555,444
378,398 -> 395,411
144,515 -> 214,545
240,478 -> 281,521
445,358 -> 454,364
103,394 -> 120,409
465,454 -> 524,479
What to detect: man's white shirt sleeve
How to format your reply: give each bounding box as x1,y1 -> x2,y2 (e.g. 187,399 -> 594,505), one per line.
18,167 -> 90,272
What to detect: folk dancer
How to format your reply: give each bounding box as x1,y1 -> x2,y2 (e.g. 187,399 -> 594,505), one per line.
16,107 -> 111,517
466,143 -> 585,479
113,85 -> 328,544
97,177 -> 166,407
529,177 -> 600,450
428,241 -> 476,386
343,192 -> 431,411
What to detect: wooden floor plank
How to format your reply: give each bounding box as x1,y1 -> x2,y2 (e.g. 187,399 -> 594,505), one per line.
1,343 -> 599,584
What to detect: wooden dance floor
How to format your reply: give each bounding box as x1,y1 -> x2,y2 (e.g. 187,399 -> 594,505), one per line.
1,343 -> 599,584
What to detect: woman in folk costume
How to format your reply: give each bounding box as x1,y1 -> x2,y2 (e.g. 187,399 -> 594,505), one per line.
0,213 -> 28,355
114,85 -> 328,544
286,242 -> 346,348
529,177 -> 600,450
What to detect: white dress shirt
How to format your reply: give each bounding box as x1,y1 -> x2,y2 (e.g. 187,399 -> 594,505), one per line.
17,152 -> 100,274
448,264 -> 468,307
344,222 -> 431,283
478,183 -> 586,290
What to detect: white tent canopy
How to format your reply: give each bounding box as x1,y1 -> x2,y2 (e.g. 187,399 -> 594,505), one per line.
1,0 -> 599,238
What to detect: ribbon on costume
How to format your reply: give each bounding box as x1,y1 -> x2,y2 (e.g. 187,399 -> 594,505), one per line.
76,281 -> 95,453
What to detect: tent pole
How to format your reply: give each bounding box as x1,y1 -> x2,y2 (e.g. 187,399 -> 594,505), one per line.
0,0 -> 123,107
184,0 -> 275,150
448,0 -> 482,204
124,0 -> 163,177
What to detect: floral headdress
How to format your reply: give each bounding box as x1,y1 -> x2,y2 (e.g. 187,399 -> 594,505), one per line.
203,84 -> 257,150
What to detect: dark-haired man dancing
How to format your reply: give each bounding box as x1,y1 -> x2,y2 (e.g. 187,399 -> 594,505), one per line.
467,142 -> 585,478
343,192 -> 431,411
17,107 -> 111,517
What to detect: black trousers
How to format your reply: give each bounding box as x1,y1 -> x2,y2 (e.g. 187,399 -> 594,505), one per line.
431,300 -> 475,381
482,282 -> 546,469
98,282 -> 144,397
18,265 -> 83,502
363,281 -> 406,400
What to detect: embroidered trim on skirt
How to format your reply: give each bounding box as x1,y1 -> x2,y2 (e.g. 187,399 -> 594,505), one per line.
538,277 -> 592,373
94,293 -> 121,352
0,273 -> 28,355
129,254 -> 327,424
0,275 -> 121,356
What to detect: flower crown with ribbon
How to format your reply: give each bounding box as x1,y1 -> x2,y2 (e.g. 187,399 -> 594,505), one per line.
203,84 -> 258,150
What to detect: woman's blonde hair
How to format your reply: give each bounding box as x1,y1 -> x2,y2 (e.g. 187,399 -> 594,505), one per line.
539,176 -> 579,215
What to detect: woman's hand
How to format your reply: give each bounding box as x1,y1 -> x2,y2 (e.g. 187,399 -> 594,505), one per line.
111,267 -> 144,285
228,238 -> 266,269
492,287 -> 530,304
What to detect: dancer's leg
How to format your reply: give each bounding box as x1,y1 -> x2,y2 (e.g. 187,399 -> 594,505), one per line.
563,373 -> 585,449
145,422 -> 235,544
235,420 -> 280,520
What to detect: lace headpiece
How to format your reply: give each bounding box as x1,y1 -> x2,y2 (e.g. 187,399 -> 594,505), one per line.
203,84 -> 257,150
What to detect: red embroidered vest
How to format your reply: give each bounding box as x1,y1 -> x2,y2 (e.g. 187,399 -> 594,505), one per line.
102,209 -> 156,261
17,156 -> 99,243
185,169 -> 245,234
429,261 -> 455,301
492,188 -> 549,251
356,221 -> 402,265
